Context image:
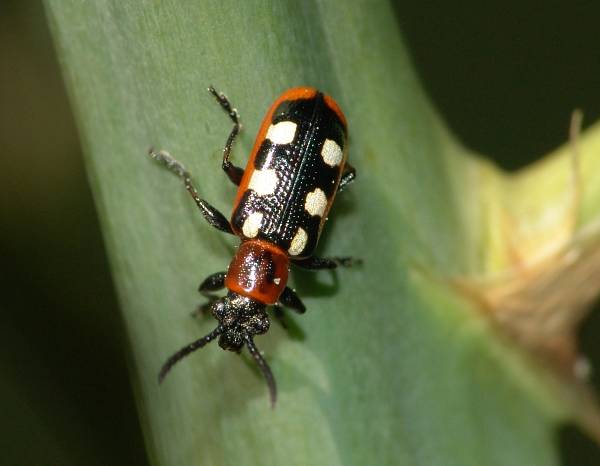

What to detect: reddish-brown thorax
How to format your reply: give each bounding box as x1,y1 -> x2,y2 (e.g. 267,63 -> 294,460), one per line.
224,240 -> 289,305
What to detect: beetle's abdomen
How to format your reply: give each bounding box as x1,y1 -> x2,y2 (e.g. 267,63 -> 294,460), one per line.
231,88 -> 347,258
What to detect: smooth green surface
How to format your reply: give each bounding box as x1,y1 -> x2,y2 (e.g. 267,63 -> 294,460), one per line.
44,1 -> 581,465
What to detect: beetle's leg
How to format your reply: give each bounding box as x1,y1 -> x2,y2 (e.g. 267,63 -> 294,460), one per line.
208,86 -> 245,186
269,287 -> 306,330
279,287 -> 306,314
198,271 -> 227,296
149,149 -> 234,234
292,256 -> 360,270
191,271 -> 228,317
337,163 -> 356,193
271,305 -> 288,329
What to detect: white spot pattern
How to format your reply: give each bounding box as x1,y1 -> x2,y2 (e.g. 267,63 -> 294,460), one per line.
321,139 -> 343,167
242,212 -> 263,238
248,169 -> 278,196
304,188 -> 327,217
288,227 -> 308,256
266,121 -> 297,145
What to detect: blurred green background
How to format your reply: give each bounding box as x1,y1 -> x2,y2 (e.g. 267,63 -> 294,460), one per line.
2,1 -> 600,465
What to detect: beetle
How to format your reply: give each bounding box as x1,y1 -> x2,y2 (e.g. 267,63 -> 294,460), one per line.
150,86 -> 357,406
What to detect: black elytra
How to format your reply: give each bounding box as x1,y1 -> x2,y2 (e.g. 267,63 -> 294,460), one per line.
231,93 -> 348,257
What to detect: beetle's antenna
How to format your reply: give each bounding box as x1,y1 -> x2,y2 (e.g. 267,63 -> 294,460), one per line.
159,326 -> 223,383
244,335 -> 277,407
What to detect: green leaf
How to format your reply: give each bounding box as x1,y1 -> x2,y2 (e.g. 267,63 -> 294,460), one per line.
45,1 -> 600,464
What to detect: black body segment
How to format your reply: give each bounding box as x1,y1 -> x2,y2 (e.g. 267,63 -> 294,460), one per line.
231,92 -> 348,258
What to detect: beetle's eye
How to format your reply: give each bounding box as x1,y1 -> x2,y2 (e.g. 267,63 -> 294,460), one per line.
249,315 -> 269,334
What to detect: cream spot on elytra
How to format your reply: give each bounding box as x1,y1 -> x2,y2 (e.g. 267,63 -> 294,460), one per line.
288,228 -> 308,256
321,139 -> 343,167
242,212 -> 263,238
304,188 -> 327,217
266,121 -> 297,145
248,169 -> 278,196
